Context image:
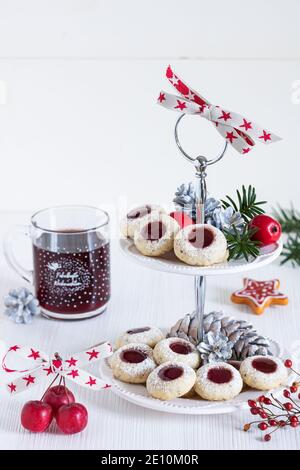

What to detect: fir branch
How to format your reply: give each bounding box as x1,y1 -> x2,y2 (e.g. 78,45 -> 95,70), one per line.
221,185 -> 267,223
272,205 -> 300,234
224,226 -> 261,262
281,234 -> 300,267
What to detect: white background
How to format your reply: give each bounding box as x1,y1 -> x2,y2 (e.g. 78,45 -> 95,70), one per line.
0,0 -> 300,216
0,0 -> 300,451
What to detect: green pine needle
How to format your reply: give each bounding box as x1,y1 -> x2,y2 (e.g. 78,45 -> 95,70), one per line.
221,185 -> 267,223
272,205 -> 300,234
224,226 -> 261,262
281,234 -> 300,267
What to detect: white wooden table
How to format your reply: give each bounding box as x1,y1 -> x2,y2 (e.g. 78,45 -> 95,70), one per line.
0,212 -> 300,450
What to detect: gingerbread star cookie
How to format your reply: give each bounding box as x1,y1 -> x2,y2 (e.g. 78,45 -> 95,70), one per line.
231,278 -> 288,315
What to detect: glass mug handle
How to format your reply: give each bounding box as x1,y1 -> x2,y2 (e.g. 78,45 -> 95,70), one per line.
3,225 -> 33,283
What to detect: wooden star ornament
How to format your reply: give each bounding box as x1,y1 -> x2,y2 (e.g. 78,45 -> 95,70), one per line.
231,278 -> 288,315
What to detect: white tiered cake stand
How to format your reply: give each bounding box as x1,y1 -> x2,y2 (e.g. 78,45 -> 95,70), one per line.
101,115 -> 289,414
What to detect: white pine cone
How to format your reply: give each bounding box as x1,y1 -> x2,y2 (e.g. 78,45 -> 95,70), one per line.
168,311 -> 271,363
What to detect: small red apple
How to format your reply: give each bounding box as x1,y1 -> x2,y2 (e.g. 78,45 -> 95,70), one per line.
43,385 -> 75,416
21,400 -> 53,433
169,211 -> 194,229
56,403 -> 88,434
249,215 -> 281,246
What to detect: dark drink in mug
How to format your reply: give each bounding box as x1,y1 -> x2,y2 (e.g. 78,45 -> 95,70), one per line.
4,206 -> 110,320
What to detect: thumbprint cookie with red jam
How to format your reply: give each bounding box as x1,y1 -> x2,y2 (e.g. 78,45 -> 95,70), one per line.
195,362 -> 243,401
121,204 -> 165,239
146,362 -> 196,400
240,356 -> 288,391
115,326 -> 164,349
174,224 -> 228,266
153,338 -> 200,369
134,213 -> 180,257
110,343 -> 156,384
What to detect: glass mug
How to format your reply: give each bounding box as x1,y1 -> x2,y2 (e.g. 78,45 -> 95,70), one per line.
4,206 -> 110,320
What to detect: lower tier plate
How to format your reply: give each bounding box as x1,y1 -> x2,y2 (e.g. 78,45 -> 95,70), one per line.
100,338 -> 293,415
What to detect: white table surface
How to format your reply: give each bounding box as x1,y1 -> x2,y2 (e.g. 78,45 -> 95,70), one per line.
0,212 -> 300,450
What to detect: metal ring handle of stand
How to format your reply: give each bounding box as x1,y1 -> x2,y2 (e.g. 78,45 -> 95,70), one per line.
174,113 -> 228,168
174,113 -> 228,342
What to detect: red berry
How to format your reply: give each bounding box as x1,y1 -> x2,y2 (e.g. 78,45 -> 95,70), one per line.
290,421 -> 299,428
56,403 -> 88,434
249,215 -> 281,246
258,422 -> 268,431
258,395 -> 266,403
290,386 -> 298,393
284,402 -> 293,411
250,407 -> 259,415
268,419 -> 278,426
264,434 -> 272,442
248,399 -> 257,408
169,211 -> 194,229
279,420 -> 286,427
43,385 -> 75,416
284,359 -> 293,368
21,400 -> 53,433
283,389 -> 291,398
290,416 -> 298,424
260,412 -> 268,419
263,397 -> 272,405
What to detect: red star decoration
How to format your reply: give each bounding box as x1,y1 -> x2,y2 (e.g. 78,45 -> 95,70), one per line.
67,369 -> 79,379
198,103 -> 207,113
174,100 -> 186,111
23,375 -> 35,386
242,147 -> 251,154
9,345 -> 20,352
218,110 -> 231,122
8,383 -> 16,393
65,357 -> 78,368
103,384 -> 111,389
231,278 -> 288,315
52,359 -> 62,370
259,130 -> 271,142
28,348 -> 40,361
240,118 -> 252,131
86,349 -> 99,361
43,366 -> 53,376
158,93 -> 165,103
226,131 -> 237,144
85,376 -> 97,387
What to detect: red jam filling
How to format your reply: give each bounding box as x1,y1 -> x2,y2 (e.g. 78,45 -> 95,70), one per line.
188,227 -> 215,249
127,205 -> 151,219
121,349 -> 147,364
252,358 -> 277,374
207,367 -> 233,384
126,327 -> 151,334
158,365 -> 183,381
141,221 -> 166,241
169,342 -> 192,355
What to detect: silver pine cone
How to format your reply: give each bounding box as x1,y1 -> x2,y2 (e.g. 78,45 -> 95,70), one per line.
198,331 -> 234,363
4,287 -> 40,324
168,311 -> 272,363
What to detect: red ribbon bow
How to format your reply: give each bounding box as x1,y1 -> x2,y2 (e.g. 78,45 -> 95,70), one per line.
2,342 -> 113,395
157,66 -> 281,154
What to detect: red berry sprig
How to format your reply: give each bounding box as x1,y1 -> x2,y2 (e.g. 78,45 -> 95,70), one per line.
244,359 -> 300,442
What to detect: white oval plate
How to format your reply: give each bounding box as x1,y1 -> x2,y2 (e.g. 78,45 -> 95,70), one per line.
100,339 -> 293,415
119,238 -> 282,277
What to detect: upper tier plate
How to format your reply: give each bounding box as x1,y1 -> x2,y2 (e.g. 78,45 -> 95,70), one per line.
119,238 -> 282,276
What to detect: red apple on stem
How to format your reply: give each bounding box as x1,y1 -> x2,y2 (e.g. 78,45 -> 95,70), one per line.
21,400 -> 53,433
249,215 -> 281,246
43,385 -> 75,416
56,403 -> 88,434
169,211 -> 194,229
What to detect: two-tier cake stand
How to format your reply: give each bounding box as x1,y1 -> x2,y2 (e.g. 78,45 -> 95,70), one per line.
101,115 -> 287,414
